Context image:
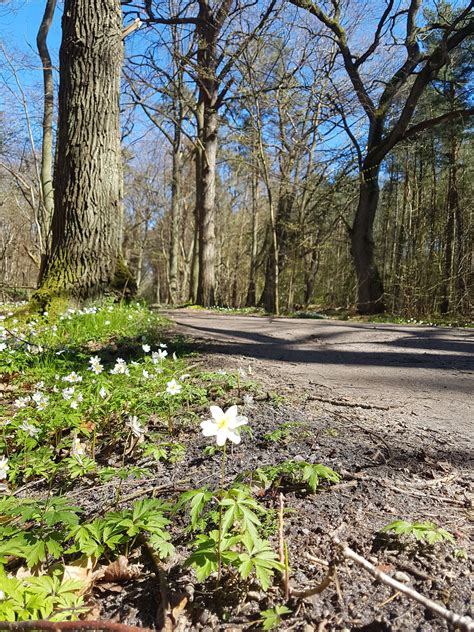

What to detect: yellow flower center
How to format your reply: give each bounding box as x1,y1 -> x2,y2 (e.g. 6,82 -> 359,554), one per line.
217,416 -> 229,429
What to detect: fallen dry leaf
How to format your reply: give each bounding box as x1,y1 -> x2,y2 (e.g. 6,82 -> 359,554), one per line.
101,555 -> 142,582
63,557 -> 94,594
160,595 -> 188,632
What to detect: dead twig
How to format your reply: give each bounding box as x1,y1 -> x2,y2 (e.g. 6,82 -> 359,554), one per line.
291,563 -> 336,599
333,537 -> 474,632
342,471 -> 467,506
0,622 -> 153,632
278,493 -> 289,600
304,552 -> 330,567
307,395 -> 389,411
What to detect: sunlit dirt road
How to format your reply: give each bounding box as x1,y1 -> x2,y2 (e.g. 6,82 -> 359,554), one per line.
164,309 -> 473,443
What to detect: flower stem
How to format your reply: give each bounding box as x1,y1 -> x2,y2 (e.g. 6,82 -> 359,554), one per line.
167,401 -> 173,434
115,431 -> 130,508
220,443 -> 227,488
217,443 -> 227,584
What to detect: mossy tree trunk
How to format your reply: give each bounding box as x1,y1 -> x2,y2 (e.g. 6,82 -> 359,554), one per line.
37,0 -> 131,303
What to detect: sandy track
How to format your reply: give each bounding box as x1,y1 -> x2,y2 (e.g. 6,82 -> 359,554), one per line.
164,309 -> 473,442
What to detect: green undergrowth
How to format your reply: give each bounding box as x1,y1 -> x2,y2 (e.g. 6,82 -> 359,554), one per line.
0,300 -> 461,625
0,300 -> 331,623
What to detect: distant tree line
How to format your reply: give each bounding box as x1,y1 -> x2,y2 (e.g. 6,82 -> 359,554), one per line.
0,0 -> 472,318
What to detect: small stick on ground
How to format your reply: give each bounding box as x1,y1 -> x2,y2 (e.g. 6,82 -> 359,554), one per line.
278,492 -> 290,600
0,622 -> 153,632
307,395 -> 389,411
291,563 -> 336,599
332,537 -> 474,632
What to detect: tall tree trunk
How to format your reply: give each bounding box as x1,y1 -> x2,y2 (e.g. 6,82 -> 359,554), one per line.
351,162 -> 385,314
440,135 -> 459,315
303,248 -> 319,307
168,120 -> 181,304
196,105 -> 218,306
245,166 -> 258,306
37,0 -> 131,303
259,233 -> 278,313
189,104 -> 204,304
36,0 -> 57,279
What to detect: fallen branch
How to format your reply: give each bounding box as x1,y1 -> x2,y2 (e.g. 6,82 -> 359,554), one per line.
307,395 -> 389,411
278,493 -> 290,600
333,538 -> 474,632
291,563 -> 336,599
0,622 -> 153,632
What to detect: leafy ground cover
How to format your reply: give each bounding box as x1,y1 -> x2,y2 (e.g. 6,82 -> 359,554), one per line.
0,302 -> 472,630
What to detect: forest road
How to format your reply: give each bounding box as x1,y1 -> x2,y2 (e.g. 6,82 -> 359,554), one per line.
163,309 -> 473,443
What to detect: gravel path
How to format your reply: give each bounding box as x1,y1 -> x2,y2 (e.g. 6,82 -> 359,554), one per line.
163,309 -> 473,443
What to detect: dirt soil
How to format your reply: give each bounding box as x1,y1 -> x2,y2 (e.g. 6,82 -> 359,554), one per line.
15,311 -> 474,631
163,309 -> 473,445
126,308 -> 472,632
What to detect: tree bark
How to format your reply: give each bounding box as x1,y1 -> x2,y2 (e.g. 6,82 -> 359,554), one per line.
168,119 -> 182,304
245,165 -> 259,306
440,134 -> 459,314
36,0 -> 57,279
37,0 -> 131,303
196,105 -> 218,306
351,162 -> 385,314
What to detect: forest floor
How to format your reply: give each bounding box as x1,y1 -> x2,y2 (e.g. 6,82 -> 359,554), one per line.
155,308 -> 473,631
0,304 -> 472,631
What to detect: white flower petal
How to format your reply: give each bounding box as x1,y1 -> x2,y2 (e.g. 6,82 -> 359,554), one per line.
200,419 -> 217,436
226,405 -> 238,420
210,405 -> 224,422
230,415 -> 248,428
216,428 -> 228,446
227,431 -> 241,444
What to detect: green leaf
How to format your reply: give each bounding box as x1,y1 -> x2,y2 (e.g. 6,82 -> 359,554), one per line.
260,605 -> 292,630
177,488 -> 213,528
382,520 -> 455,545
25,540 -> 46,568
45,534 -> 64,559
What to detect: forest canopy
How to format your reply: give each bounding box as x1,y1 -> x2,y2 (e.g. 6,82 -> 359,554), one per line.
0,0 -> 472,318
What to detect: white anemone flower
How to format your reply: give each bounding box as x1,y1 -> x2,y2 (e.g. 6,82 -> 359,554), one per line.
32,392 -> 49,410
152,349 -> 168,364
63,372 -> 83,384
166,379 -> 182,395
89,356 -> 103,375
127,415 -> 145,438
70,392 -> 83,409
99,387 -> 107,399
200,405 -> 248,447
142,344 -> 151,353
19,420 -> 40,438
62,386 -> 75,401
14,396 -> 31,409
0,456 -> 9,480
110,358 -> 130,375
71,437 -> 86,460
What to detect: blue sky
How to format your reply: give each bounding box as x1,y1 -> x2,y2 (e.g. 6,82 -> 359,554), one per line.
1,0 -> 62,62
0,0 -> 62,101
